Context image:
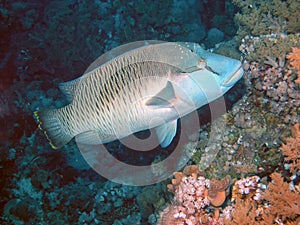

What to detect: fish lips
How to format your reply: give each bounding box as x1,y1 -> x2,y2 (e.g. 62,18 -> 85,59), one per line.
221,63 -> 244,87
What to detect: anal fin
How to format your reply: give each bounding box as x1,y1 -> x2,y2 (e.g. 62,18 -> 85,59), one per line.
75,130 -> 103,145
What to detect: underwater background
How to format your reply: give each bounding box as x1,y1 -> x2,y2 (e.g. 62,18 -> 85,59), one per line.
0,0 -> 299,224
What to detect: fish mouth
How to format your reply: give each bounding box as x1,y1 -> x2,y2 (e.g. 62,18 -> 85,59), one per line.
221,65 -> 244,87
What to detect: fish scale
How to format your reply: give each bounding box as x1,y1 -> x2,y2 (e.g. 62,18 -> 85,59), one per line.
73,61 -> 170,136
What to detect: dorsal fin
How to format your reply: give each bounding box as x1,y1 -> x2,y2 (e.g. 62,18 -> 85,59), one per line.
85,40 -> 165,73
59,77 -> 81,102
84,41 -> 202,76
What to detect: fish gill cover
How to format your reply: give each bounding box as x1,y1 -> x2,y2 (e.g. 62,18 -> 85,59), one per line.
1,0 -> 299,224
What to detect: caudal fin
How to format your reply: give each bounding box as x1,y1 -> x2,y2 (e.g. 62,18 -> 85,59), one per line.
34,109 -> 73,149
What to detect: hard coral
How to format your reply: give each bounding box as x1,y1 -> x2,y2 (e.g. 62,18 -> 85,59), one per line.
160,174 -> 211,225
168,165 -> 204,192
160,166 -> 231,225
239,35 -> 300,124
232,0 -> 300,36
231,176 -> 262,201
207,175 -> 231,207
240,34 -> 300,68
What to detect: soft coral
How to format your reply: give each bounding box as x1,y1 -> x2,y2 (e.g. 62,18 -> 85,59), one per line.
287,47 -> 300,84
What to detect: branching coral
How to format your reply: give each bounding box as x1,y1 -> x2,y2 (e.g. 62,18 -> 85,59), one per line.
225,173 -> 300,224
225,198 -> 264,224
288,48 -> 300,69
225,125 -> 300,224
262,173 -> 300,222
287,47 -> 300,84
281,124 -> 300,174
240,34 -> 300,68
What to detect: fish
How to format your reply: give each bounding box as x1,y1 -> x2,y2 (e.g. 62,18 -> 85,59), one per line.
34,40 -> 244,149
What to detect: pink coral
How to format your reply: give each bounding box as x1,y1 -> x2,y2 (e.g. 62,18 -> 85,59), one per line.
232,175 -> 262,201
176,176 -> 210,212
159,166 -> 231,225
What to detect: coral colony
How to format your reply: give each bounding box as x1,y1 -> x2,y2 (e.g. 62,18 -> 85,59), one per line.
1,0 -> 300,224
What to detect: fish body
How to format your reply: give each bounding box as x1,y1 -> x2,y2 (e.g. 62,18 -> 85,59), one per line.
34,41 -> 243,149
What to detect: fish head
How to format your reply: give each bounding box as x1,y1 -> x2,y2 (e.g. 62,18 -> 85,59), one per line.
198,49 -> 244,90
186,42 -> 243,85
174,43 -> 244,107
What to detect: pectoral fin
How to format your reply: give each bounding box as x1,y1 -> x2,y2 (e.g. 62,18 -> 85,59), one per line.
146,81 -> 176,108
155,119 -> 178,148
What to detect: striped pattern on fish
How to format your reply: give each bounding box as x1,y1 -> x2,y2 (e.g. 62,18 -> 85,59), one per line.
34,41 -> 244,149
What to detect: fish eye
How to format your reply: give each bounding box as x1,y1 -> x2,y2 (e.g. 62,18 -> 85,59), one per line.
197,59 -> 221,76
197,59 -> 207,69
184,59 -> 207,73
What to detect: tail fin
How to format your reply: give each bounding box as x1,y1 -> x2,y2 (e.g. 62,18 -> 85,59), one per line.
34,109 -> 73,149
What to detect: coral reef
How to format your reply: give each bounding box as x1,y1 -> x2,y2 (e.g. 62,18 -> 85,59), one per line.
287,47 -> 300,84
159,166 -> 231,224
288,47 -> 300,69
280,124 -> 300,175
2,172 -> 144,224
238,34 -> 300,125
2,0 -> 209,82
262,173 -> 299,222
186,37 -> 299,181
239,34 -> 300,68
136,183 -> 167,222
159,124 -> 300,224
227,172 -> 300,225
231,0 -> 300,36
231,175 -> 262,201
